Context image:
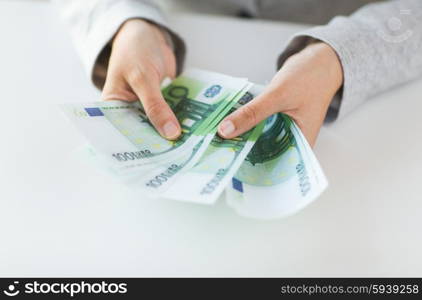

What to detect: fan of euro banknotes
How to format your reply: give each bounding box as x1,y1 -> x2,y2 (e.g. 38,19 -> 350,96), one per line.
61,69 -> 328,219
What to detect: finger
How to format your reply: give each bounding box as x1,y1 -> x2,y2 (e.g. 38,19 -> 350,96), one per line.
218,92 -> 280,139
127,70 -> 181,140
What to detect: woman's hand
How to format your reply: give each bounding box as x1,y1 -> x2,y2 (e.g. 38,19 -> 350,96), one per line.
217,42 -> 343,146
102,19 -> 181,140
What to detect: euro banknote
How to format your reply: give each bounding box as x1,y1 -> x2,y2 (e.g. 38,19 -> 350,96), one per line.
62,68 -> 328,219
126,84 -> 255,195
225,113 -> 328,219
61,69 -> 249,174
159,85 -> 266,204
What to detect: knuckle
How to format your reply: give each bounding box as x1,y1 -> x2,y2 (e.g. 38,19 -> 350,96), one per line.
145,99 -> 163,116
239,104 -> 257,126
145,100 -> 169,124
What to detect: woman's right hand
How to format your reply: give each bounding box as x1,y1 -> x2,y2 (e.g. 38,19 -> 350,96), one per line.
102,19 -> 181,140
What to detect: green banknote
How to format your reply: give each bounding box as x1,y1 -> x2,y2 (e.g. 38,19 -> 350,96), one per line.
159,86 -> 266,204
61,69 -> 249,173
63,68 -> 328,219
226,113 -> 328,219
130,83 -> 255,194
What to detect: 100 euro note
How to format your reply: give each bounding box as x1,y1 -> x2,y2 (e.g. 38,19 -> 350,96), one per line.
61,67 -> 328,219
157,85 -> 266,204
60,69 -> 249,174
226,113 -> 328,219
128,83 -> 257,197
89,82 -> 254,190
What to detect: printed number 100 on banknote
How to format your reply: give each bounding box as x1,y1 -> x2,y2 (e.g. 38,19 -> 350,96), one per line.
61,69 -> 248,173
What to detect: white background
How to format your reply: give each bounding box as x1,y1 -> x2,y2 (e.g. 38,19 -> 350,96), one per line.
0,0 -> 421,276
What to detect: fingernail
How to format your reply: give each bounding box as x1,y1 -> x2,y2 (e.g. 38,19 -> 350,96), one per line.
219,120 -> 235,137
162,121 -> 180,139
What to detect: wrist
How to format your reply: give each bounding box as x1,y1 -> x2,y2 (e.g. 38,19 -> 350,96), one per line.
305,42 -> 344,94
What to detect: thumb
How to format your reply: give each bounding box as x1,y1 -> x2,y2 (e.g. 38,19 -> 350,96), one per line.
217,92 -> 280,139
127,69 -> 181,140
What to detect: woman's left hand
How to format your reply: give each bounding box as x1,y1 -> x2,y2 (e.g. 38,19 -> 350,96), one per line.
217,42 -> 344,146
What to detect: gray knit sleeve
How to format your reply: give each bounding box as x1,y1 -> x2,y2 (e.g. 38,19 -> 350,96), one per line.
277,0 -> 422,120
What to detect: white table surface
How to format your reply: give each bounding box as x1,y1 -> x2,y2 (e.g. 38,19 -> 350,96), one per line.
1,0 -> 421,277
